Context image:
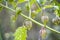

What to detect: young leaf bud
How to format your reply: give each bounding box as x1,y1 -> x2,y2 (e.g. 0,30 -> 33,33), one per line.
16,7 -> 22,16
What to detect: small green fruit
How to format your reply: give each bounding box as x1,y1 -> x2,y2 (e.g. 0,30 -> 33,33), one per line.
41,15 -> 49,23
31,11 -> 37,18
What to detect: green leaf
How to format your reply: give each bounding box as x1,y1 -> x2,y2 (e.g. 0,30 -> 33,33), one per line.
16,7 -> 22,16
40,0 -> 46,5
35,8 -> 41,13
12,1 -> 17,9
0,0 -> 2,3
58,10 -> 60,17
18,0 -> 26,3
25,4 -> 29,11
14,26 -> 27,40
53,0 -> 60,17
30,0 -> 36,7
7,0 -> 14,4
8,0 -> 14,2
4,0 -> 8,1
0,6 -> 3,12
37,0 -> 46,5
43,5 -> 53,9
53,0 -> 60,6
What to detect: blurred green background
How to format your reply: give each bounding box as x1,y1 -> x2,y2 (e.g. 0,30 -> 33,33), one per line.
0,0 -> 60,40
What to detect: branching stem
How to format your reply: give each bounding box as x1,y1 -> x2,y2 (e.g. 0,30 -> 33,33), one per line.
0,3 -> 60,34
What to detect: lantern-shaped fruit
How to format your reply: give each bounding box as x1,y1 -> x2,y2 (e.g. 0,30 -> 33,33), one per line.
23,19 -> 32,30
39,27 -> 47,40
41,15 -> 49,24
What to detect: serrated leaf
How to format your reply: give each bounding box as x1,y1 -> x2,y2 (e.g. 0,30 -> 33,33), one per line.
14,26 -> 27,40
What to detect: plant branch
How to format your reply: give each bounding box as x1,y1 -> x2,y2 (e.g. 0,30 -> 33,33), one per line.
0,3 -> 15,12
20,13 -> 60,34
0,3 -> 60,34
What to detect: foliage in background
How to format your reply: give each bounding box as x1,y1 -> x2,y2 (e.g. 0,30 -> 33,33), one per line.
0,0 -> 60,40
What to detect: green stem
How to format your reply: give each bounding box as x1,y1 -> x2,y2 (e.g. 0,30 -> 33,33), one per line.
0,3 -> 60,34
28,0 -> 31,18
44,21 -> 47,27
0,3 -> 15,12
20,13 -> 60,34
